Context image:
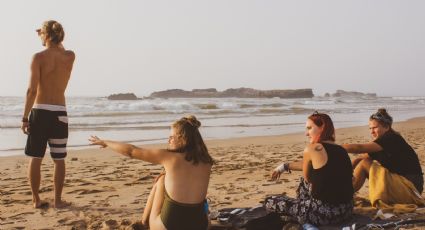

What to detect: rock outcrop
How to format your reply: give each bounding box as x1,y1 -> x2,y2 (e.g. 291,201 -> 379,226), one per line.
332,90 -> 377,98
150,88 -> 313,98
107,93 -> 138,100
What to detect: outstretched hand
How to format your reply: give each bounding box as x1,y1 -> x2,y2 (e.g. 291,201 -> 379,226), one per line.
270,162 -> 290,181
89,135 -> 107,148
271,170 -> 282,181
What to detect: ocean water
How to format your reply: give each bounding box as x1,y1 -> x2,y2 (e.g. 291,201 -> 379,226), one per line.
1,96 -> 425,157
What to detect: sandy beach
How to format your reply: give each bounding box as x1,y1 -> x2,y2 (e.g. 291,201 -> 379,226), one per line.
1,117 -> 425,229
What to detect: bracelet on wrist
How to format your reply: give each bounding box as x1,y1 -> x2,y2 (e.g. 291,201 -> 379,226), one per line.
276,162 -> 291,173
284,162 -> 291,173
22,117 -> 29,122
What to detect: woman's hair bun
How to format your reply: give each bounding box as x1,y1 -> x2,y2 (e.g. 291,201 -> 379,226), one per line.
370,108 -> 393,127
184,115 -> 201,128
42,20 -> 65,44
52,22 -> 63,32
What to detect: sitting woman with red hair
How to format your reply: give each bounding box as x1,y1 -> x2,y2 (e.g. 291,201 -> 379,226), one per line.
265,112 -> 354,226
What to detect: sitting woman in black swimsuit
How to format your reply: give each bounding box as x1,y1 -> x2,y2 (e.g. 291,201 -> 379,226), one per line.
89,115 -> 213,230
265,112 -> 354,226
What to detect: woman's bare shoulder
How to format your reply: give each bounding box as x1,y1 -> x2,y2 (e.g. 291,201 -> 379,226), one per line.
304,143 -> 324,153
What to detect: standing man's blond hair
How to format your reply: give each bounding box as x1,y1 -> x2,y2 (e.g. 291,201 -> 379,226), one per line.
22,20 -> 75,208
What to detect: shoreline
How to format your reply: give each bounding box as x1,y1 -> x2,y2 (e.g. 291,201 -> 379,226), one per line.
2,115 -> 425,158
1,117 -> 424,228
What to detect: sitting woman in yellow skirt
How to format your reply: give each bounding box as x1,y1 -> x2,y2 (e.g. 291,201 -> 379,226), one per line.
343,108 -> 424,210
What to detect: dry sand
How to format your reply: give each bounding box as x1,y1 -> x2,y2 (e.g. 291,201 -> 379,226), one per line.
1,118 -> 425,229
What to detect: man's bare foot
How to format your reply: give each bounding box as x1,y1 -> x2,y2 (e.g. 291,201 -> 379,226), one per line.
53,200 -> 71,209
33,200 -> 49,209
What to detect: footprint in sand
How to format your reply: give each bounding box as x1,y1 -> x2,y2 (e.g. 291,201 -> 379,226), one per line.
39,186 -> 53,193
218,201 -> 232,205
236,177 -> 248,181
124,181 -> 141,186
44,173 -> 53,178
57,217 -> 70,224
93,176 -> 115,181
107,194 -> 119,199
78,182 -> 95,186
1,198 -> 32,206
8,212 -> 35,220
0,190 -> 13,196
67,189 -> 103,195
131,199 -> 142,204
66,220 -> 87,229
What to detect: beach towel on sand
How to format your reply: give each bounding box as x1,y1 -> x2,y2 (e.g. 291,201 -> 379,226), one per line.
367,162 -> 425,214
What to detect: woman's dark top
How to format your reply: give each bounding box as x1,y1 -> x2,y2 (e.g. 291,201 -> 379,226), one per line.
369,131 -> 424,193
310,143 -> 354,204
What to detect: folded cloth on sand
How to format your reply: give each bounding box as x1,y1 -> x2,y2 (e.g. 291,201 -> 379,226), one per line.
368,162 -> 425,213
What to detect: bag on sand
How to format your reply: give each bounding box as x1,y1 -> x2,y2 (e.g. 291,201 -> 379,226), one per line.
212,206 -> 284,229
245,212 -> 284,230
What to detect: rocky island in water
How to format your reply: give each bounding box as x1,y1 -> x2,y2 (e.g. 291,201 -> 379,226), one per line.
149,88 -> 314,98
324,90 -> 377,98
106,88 -> 377,100
107,93 -> 138,100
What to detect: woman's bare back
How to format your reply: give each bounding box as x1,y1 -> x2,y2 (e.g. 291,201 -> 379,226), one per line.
163,154 -> 212,204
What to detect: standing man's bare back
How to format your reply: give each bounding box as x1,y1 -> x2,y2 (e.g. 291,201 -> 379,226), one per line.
32,47 -> 74,105
21,20 -> 75,209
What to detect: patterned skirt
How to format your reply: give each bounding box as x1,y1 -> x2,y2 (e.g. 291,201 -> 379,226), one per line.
264,177 -> 353,226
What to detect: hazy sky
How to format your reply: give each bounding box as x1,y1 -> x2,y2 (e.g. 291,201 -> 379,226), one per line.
1,0 -> 424,97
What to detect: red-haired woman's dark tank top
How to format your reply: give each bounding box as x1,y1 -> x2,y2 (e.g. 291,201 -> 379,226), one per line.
310,143 -> 354,204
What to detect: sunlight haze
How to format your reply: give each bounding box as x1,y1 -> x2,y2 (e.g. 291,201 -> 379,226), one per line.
1,0 -> 424,97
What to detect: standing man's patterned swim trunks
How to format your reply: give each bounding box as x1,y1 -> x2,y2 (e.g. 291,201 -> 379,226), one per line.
25,104 -> 68,160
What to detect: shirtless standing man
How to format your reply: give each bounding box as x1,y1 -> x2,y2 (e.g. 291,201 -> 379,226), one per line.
21,20 -> 75,208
